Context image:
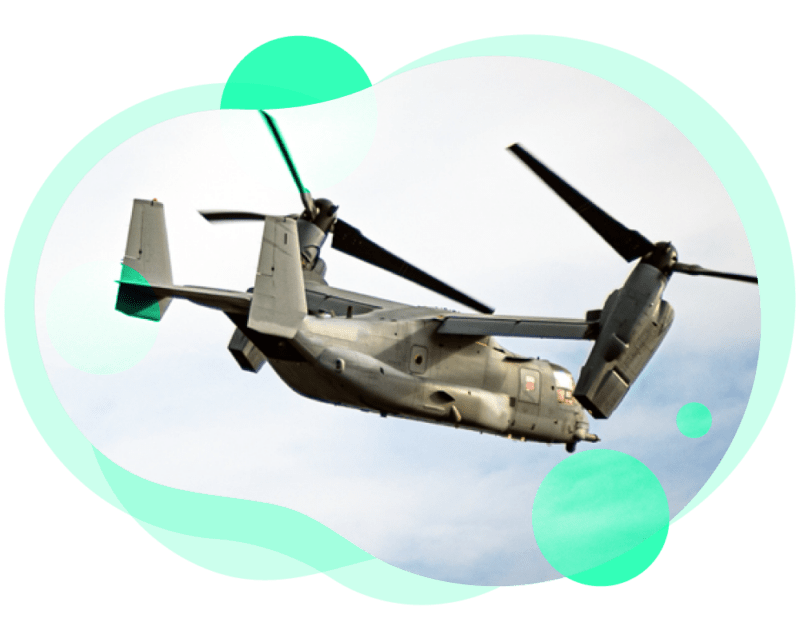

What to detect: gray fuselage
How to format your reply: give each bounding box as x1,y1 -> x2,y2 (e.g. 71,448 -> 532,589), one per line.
267,304 -> 591,446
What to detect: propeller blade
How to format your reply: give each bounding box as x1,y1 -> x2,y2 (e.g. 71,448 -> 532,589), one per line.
332,219 -> 494,314
199,210 -> 267,223
507,143 -> 655,262
259,111 -> 316,216
672,262 -> 758,284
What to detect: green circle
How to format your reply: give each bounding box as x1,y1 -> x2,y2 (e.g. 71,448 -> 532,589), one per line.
676,402 -> 713,438
45,261 -> 158,374
532,450 -> 669,586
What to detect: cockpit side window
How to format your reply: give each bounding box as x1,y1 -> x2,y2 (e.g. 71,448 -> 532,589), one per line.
556,388 -> 575,405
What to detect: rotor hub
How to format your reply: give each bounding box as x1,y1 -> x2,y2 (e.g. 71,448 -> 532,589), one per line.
313,198 -> 339,233
641,241 -> 678,275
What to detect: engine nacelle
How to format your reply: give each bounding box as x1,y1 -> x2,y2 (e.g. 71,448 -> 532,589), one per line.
575,262 -> 675,419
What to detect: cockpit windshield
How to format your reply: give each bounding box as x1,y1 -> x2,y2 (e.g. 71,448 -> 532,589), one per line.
553,370 -> 575,390
553,369 -> 576,406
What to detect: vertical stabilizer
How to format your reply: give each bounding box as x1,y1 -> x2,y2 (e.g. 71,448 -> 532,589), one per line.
116,199 -> 173,320
247,215 -> 307,338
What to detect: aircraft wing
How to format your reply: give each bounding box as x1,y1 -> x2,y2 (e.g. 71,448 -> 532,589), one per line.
437,314 -> 600,340
143,282 -> 598,341
305,281 -> 408,316
123,281 -> 406,318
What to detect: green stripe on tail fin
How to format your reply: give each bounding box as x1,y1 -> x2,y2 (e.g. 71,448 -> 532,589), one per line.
115,265 -> 161,321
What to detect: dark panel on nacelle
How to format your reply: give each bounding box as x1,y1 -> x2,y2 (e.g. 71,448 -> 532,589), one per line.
575,263 -> 675,419
228,328 -> 268,373
224,313 -> 306,364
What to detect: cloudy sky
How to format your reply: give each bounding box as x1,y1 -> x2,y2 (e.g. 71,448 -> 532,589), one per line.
35,55 -> 760,586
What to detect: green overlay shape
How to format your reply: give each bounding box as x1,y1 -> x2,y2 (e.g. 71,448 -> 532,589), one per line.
532,450 -> 669,585
115,264 -> 161,322
220,36 -> 372,110
676,402 -> 713,438
7,35 -> 792,603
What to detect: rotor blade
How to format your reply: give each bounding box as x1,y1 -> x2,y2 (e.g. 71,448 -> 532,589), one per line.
199,210 -> 267,223
672,262 -> 758,284
331,219 -> 495,314
259,111 -> 316,215
507,144 -> 655,262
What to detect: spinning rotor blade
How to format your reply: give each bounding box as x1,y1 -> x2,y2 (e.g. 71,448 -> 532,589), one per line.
199,210 -> 267,223
332,219 -> 495,314
198,211 -> 496,308
672,262 -> 758,284
259,111 -> 316,215
508,144 -> 757,285
507,143 -> 654,262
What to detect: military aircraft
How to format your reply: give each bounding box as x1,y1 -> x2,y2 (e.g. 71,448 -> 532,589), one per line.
115,111 -> 757,453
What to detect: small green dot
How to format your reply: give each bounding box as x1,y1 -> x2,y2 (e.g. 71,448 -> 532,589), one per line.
676,402 -> 713,438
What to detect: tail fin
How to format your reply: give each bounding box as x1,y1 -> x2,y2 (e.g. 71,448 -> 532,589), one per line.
247,215 -> 307,338
115,199 -> 173,321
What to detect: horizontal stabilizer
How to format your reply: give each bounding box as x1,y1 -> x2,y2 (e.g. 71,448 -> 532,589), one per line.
116,278 -> 251,318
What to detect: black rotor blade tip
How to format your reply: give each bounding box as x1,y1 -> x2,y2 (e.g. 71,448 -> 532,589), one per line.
507,143 -> 654,262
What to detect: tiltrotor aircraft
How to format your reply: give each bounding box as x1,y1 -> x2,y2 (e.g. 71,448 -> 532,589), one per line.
116,111 -> 757,452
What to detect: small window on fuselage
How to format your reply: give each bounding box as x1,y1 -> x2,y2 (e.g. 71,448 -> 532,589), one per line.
556,388 -> 575,406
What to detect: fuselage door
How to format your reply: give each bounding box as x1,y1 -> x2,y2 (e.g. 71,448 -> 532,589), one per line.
515,367 -> 541,432
519,368 -> 541,403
